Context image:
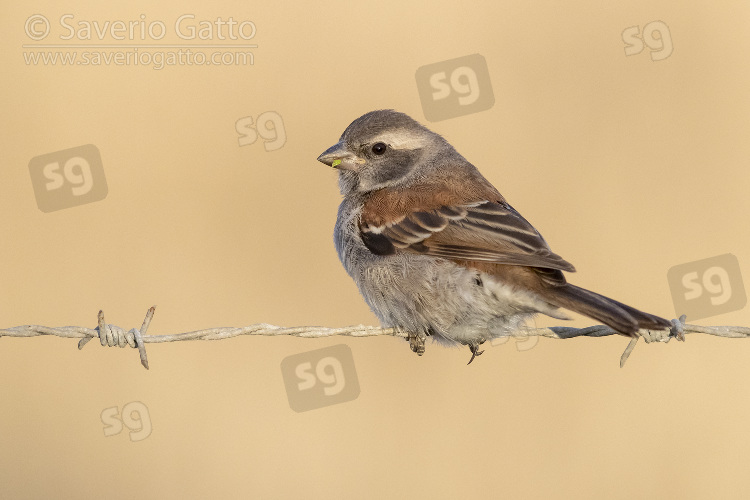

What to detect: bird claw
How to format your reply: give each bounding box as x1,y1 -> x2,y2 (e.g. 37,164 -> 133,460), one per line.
467,340 -> 485,365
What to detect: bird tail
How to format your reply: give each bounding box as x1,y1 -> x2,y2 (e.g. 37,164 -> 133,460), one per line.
541,284 -> 671,336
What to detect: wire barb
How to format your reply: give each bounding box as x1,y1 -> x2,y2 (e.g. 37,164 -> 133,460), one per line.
619,314 -> 688,367
76,307 -> 154,369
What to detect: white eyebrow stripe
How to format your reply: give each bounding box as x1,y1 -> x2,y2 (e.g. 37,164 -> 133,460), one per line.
371,130 -> 429,149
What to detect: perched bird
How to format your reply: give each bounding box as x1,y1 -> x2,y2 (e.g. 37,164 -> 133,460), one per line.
317,110 -> 670,363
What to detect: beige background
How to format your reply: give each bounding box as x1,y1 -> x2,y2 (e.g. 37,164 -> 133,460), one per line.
2,1 -> 750,498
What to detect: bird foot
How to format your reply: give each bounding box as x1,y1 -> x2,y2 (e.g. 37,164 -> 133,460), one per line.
407,332 -> 426,356
467,340 -> 485,365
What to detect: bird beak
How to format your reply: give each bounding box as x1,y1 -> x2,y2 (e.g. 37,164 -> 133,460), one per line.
317,141 -> 359,170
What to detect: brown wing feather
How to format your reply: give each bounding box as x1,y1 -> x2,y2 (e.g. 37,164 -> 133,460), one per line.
359,170 -> 575,275
360,165 -> 504,225
360,199 -> 575,274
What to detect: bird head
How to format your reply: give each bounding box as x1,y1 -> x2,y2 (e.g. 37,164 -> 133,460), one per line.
317,109 -> 453,194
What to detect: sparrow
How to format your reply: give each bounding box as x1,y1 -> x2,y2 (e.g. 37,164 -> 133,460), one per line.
317,110 -> 670,363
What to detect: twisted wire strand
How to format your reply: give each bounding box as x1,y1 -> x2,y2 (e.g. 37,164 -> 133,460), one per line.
1,307 -> 747,369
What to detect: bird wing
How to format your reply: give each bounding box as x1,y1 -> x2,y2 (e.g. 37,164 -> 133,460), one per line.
360,199 -> 575,274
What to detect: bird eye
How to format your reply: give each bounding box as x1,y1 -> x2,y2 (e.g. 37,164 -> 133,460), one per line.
371,142 -> 387,155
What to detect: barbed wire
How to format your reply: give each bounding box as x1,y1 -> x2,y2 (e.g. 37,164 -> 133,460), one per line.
1,306 -> 748,369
